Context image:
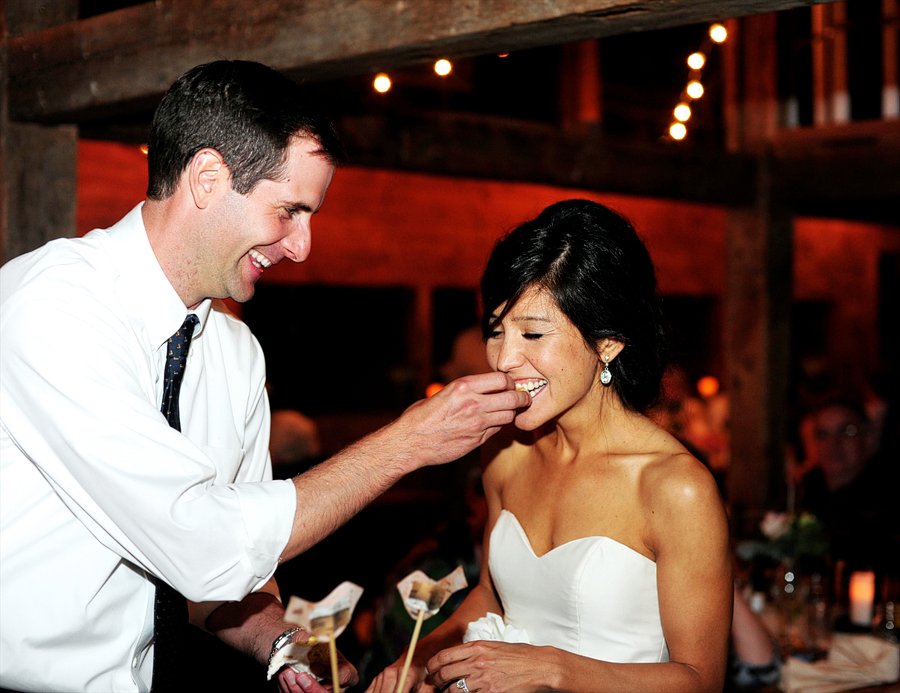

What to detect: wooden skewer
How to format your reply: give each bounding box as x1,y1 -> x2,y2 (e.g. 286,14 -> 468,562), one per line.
328,630 -> 341,693
396,609 -> 426,693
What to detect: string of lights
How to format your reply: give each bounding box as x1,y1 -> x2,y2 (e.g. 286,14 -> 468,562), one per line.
369,27 -> 727,142
669,22 -> 728,141
373,57 -> 455,93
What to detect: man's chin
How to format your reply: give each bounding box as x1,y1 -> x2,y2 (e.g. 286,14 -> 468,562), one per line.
225,283 -> 256,304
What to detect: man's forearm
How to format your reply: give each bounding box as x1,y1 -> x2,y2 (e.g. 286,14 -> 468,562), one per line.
281,421 -> 415,562
203,591 -> 296,666
279,374 -> 530,563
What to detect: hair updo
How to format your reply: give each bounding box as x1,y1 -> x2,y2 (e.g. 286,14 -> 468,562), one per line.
481,199 -> 669,414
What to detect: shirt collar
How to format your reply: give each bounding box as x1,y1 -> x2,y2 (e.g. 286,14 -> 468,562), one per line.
101,202 -> 212,351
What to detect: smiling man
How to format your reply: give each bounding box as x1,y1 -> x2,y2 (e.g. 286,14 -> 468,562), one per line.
0,61 -> 529,693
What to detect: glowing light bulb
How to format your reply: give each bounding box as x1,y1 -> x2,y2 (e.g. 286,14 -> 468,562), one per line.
434,59 -> 452,76
497,52 -> 509,58
710,24 -> 727,43
139,144 -> 149,155
686,80 -> 704,99
674,103 -> 692,122
373,73 -> 392,93
688,52 -> 706,70
426,382 -> 445,397
669,122 -> 687,140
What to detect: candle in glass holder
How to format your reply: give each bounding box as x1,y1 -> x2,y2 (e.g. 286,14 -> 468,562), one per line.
849,570 -> 876,626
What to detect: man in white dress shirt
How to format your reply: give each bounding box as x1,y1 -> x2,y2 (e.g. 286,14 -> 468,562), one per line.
0,61 -> 528,693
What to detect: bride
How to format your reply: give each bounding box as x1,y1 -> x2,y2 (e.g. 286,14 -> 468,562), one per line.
366,199 -> 732,693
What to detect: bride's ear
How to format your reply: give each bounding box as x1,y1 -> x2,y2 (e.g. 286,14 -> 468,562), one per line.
597,338 -> 625,363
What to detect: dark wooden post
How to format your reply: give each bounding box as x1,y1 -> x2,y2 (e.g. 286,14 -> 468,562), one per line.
1,0 -> 78,265
724,161 -> 793,535
1,3 -> 8,263
723,13 -> 794,536
884,0 -> 900,118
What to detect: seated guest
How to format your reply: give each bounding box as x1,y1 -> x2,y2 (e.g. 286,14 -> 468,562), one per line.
799,395 -> 898,574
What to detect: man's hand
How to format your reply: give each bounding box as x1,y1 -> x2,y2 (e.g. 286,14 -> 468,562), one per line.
391,372 -> 531,468
275,645 -> 358,693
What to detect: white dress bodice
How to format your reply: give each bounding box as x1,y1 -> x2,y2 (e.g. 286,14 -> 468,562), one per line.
489,509 -> 669,664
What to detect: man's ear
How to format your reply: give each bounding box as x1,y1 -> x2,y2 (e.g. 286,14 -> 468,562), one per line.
187,148 -> 229,209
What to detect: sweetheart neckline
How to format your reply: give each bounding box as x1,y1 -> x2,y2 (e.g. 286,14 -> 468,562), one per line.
497,509 -> 656,565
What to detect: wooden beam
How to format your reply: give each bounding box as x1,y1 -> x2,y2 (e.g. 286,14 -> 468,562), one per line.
334,112 -> 898,215
3,122 -> 79,261
2,0 -> 79,264
739,12 -> 780,151
724,158 -> 793,535
1,2 -> 9,263
9,0 -> 840,123
339,113 -> 760,206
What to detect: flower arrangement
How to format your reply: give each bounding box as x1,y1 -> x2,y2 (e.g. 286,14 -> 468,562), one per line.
737,511 -> 830,567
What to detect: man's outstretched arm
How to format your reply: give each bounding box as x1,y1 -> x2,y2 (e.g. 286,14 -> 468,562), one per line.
280,372 -> 528,562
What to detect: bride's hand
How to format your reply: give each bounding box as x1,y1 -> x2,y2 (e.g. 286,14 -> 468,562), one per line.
426,641 -> 562,693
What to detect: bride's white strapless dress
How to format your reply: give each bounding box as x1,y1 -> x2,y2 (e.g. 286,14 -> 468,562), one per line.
489,509 -> 669,664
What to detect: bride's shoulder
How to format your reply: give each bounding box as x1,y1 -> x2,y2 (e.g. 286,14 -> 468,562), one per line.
637,440 -> 721,517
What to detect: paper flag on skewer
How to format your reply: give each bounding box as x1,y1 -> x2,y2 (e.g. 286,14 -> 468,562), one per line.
284,581 -> 364,642
397,565 -> 468,619
394,567 -> 469,693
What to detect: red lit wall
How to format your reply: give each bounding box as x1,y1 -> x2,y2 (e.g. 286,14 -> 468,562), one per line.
77,139 -> 899,383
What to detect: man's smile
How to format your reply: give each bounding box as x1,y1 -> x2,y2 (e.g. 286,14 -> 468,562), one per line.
248,249 -> 273,270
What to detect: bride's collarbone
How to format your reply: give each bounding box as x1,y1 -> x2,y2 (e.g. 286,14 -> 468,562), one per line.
502,488 -> 648,553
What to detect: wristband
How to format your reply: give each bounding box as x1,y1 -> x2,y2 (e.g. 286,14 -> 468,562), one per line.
268,627 -> 303,669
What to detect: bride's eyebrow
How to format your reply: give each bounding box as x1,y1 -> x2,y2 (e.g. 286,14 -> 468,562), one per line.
512,315 -> 552,323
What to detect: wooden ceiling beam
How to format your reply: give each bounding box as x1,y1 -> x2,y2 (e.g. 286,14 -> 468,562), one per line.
9,0 -> 837,123
335,113 -> 899,216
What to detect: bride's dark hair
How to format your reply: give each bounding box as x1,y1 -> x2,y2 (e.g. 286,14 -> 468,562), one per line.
481,199 -> 668,414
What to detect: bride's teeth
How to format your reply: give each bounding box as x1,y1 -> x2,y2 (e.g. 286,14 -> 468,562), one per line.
516,380 -> 547,394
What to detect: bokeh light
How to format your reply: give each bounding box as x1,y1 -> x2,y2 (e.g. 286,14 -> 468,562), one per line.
674,103 -> 692,122
697,376 -> 720,398
669,122 -> 687,140
434,59 -> 452,76
373,73 -> 392,93
710,24 -> 727,43
687,52 -> 706,70
686,80 -> 704,99
426,382 -> 445,397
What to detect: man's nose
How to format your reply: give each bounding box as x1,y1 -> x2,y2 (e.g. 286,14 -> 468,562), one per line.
282,218 -> 312,263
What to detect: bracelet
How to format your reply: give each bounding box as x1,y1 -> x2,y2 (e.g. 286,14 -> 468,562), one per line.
268,626 -> 303,668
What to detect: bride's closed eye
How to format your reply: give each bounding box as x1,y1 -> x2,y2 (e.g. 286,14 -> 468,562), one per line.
523,332 -> 544,340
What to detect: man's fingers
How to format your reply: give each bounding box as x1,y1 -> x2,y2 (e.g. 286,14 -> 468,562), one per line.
450,371 -> 512,394
482,388 -> 531,412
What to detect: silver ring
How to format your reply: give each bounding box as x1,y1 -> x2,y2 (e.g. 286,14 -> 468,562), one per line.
456,679 -> 471,693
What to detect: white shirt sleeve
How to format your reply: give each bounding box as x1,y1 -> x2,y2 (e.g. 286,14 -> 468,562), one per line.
1,283 -> 296,602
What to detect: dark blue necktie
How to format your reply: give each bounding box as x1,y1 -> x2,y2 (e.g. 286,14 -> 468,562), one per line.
152,314 -> 198,692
